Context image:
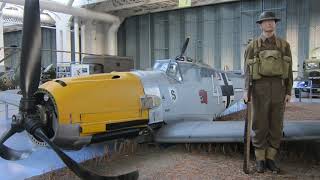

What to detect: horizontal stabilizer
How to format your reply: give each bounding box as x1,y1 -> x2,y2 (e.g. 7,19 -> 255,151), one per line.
0,90 -> 21,107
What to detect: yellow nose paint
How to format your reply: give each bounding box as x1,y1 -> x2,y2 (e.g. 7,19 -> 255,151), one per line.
40,72 -> 149,135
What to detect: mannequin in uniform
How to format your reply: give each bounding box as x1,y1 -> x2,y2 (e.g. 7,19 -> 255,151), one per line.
243,11 -> 293,173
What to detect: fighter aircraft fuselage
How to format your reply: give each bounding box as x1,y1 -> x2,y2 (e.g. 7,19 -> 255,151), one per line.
33,59 -> 244,150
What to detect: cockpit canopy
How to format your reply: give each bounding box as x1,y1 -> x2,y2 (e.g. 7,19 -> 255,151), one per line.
153,59 -> 217,82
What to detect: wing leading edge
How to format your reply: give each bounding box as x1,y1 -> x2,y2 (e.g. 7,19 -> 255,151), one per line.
154,120 -> 320,143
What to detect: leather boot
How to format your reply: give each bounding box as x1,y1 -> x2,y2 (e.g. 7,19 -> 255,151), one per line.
266,147 -> 280,173
256,160 -> 265,173
255,148 -> 266,173
266,159 -> 280,173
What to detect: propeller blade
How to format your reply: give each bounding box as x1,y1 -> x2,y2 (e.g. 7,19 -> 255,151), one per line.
0,128 -> 16,144
34,128 -> 139,180
0,144 -> 31,161
180,37 -> 190,57
0,128 -> 31,160
20,0 -> 42,99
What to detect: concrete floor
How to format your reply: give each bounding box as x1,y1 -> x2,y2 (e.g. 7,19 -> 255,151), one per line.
0,104 -> 106,180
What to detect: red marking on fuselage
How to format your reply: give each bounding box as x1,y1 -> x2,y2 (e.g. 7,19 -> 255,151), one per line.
199,90 -> 208,104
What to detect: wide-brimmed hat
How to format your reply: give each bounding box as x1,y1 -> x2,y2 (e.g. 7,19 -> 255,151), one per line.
256,11 -> 280,24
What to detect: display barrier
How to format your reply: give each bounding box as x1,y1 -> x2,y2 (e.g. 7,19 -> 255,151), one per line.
297,77 -> 320,102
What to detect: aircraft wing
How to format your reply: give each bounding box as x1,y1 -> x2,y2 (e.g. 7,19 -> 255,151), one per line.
0,90 -> 21,107
154,120 -> 320,143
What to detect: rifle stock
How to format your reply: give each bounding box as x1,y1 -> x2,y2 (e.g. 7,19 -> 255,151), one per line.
243,81 -> 253,174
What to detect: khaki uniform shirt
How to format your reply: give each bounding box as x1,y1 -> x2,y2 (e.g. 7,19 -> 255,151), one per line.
244,34 -> 293,95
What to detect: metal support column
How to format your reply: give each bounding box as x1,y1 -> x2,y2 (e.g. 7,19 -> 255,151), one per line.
54,14 -> 72,64
80,21 -> 86,61
0,9 -> 4,72
74,17 -> 80,63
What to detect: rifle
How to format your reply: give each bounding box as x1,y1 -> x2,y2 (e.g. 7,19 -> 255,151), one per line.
243,64 -> 253,174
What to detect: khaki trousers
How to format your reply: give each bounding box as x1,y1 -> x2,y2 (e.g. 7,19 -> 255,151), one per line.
252,77 -> 286,150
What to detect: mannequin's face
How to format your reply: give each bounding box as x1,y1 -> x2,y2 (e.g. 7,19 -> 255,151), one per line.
260,20 -> 276,33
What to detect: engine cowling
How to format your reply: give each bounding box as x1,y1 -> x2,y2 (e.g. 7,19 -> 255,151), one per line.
33,72 -> 149,150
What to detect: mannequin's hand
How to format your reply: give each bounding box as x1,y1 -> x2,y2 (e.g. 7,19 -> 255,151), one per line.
284,95 -> 291,104
243,90 -> 248,104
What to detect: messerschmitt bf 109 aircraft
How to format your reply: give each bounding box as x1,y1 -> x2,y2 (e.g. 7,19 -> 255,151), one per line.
1,1 -> 320,180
